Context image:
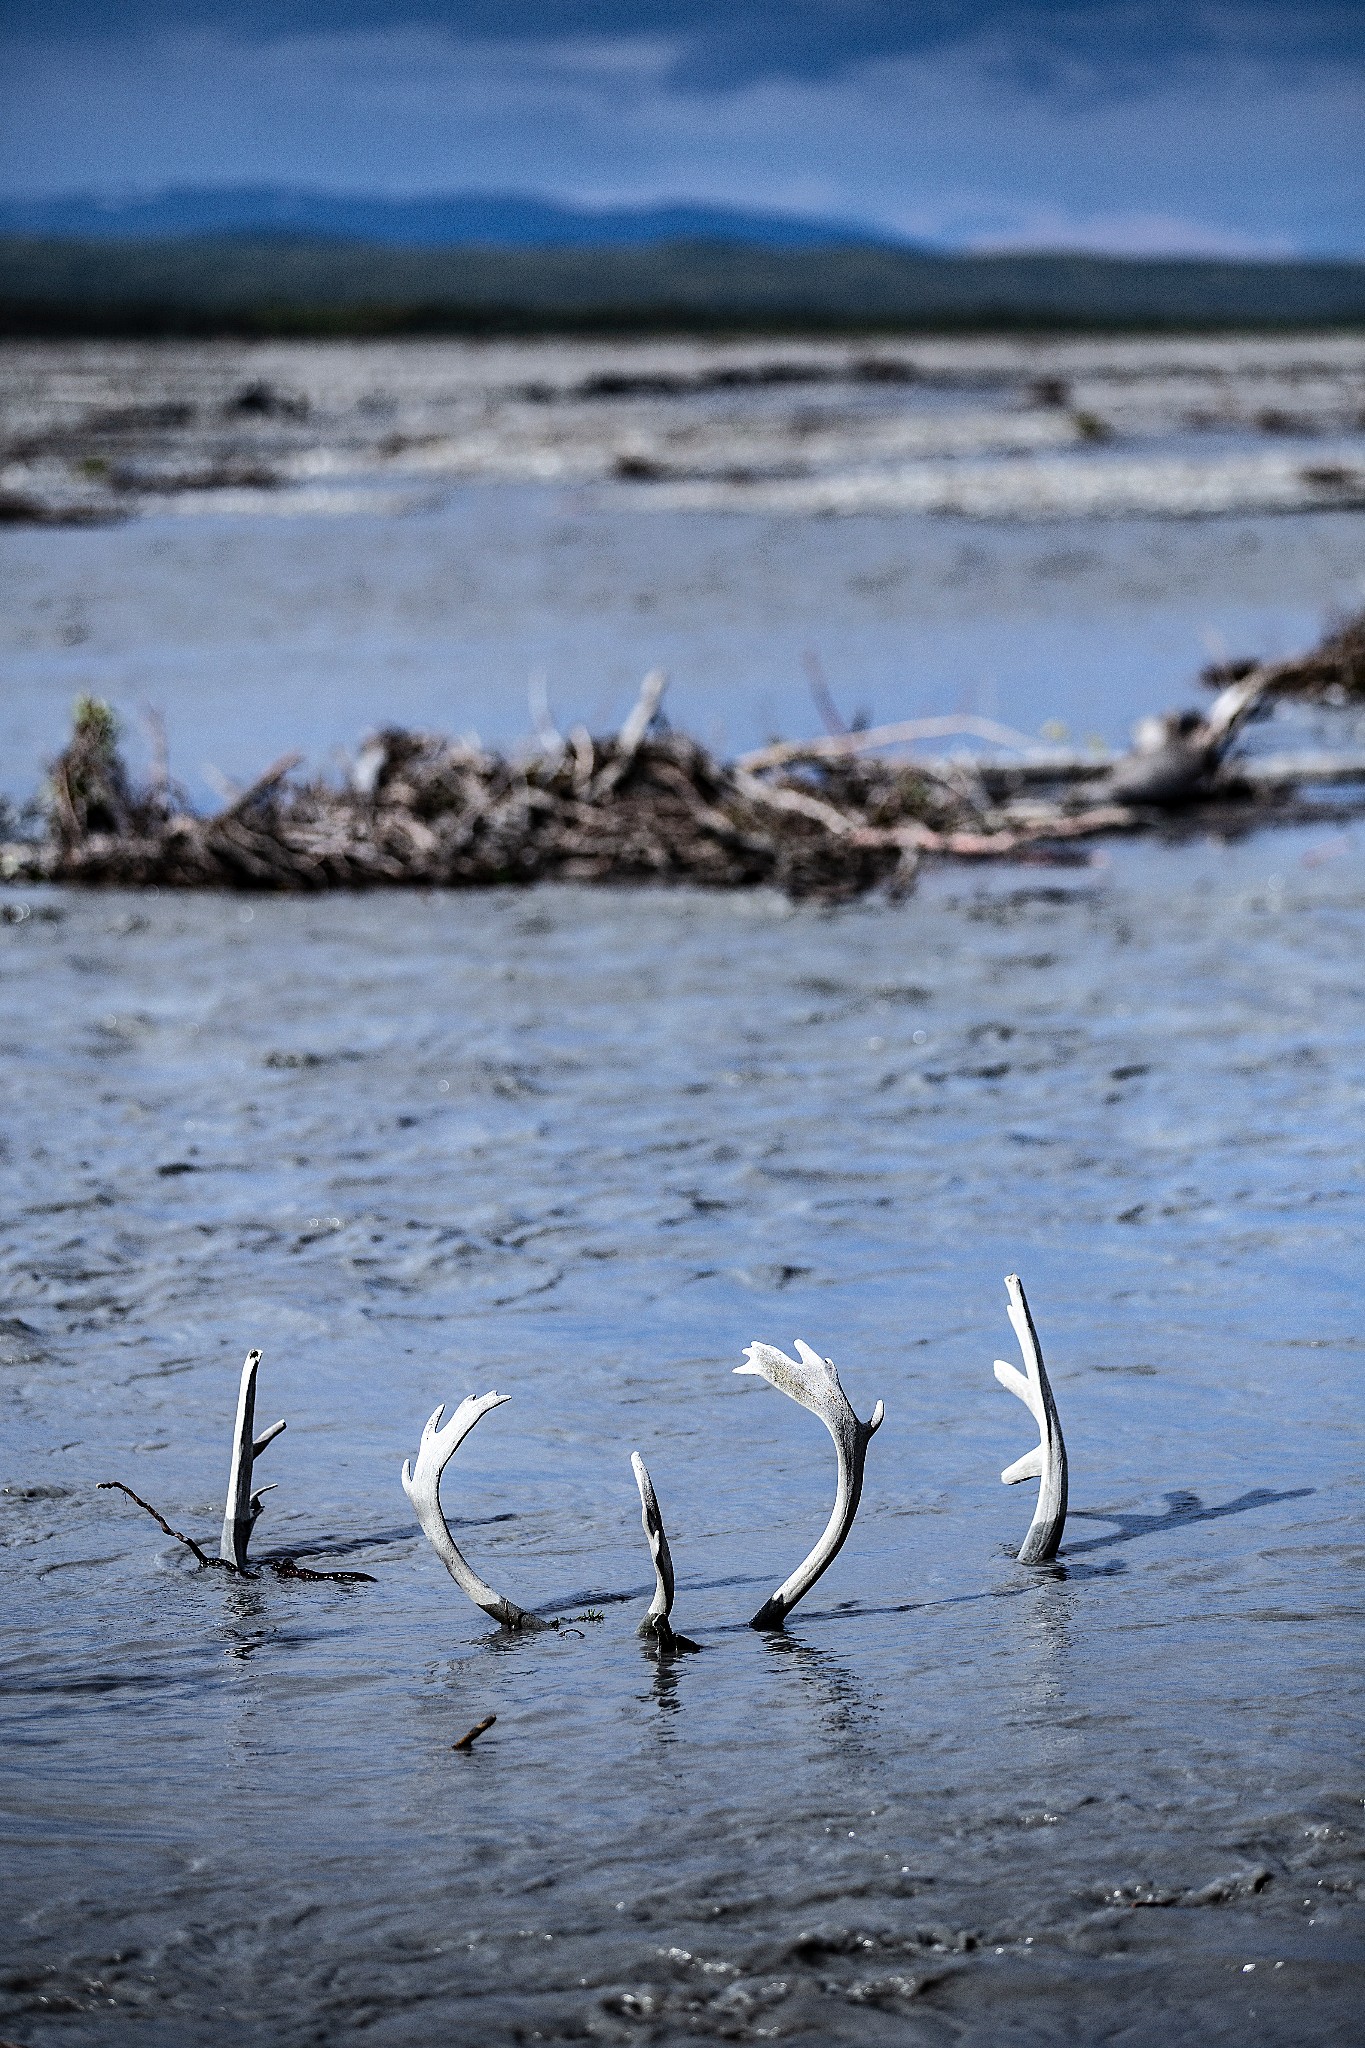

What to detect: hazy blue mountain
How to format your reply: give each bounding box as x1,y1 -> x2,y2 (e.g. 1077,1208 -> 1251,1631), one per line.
0,187 -> 901,250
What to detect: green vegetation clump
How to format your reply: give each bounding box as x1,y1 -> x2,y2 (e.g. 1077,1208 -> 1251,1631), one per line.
46,695 -> 174,848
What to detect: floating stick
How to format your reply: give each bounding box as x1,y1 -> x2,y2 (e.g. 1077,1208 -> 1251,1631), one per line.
736,1340 -> 884,1629
220,1348 -> 286,1569
993,1274 -> 1068,1563
452,1714 -> 497,1752
401,1395 -> 551,1631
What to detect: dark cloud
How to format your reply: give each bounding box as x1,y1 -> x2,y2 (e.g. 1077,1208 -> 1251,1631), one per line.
3,1 -> 1360,251
5,1 -> 1364,91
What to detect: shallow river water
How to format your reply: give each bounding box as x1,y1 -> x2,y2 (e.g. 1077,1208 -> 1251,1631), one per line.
1,843 -> 1363,2046
2,334 -> 1364,2045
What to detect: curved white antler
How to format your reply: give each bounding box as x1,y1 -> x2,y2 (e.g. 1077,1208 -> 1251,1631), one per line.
630,1454 -> 700,1653
401,1394 -> 550,1631
220,1348 -> 286,1569
993,1273 -> 1068,1563
736,1340 -> 884,1629
630,1452 -> 675,1638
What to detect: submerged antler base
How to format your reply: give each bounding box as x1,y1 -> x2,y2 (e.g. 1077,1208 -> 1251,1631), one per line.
737,1340 -> 884,1629
993,1274 -> 1068,1564
630,1452 -> 699,1653
402,1394 -> 551,1631
220,1348 -> 286,1569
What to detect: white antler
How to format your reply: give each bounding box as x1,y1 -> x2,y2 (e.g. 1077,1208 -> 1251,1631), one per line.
736,1340 -> 884,1629
220,1348 -> 286,1569
630,1454 -> 700,1653
401,1394 -> 550,1630
993,1274 -> 1068,1563
631,1452 -> 674,1635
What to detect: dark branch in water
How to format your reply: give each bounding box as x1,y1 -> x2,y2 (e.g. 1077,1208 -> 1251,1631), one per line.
452,1714 -> 497,1751
6,618 -> 1365,904
98,1479 -> 375,1583
97,1479 -> 230,1572
267,1555 -> 377,1585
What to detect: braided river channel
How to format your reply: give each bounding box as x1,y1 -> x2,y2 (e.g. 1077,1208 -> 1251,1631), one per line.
2,337 -> 1364,2046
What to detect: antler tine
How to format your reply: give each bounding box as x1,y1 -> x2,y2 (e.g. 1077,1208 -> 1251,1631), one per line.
221,1348 -> 285,1570
736,1339 -> 884,1630
400,1392 -> 551,1631
631,1453 -> 674,1632
630,1454 -> 700,1654
993,1274 -> 1068,1564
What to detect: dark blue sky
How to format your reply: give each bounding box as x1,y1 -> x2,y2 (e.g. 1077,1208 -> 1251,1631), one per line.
4,2 -> 1363,252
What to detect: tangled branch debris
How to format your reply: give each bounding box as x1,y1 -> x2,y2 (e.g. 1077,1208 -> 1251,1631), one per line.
1201,609 -> 1365,706
5,617 -> 1365,904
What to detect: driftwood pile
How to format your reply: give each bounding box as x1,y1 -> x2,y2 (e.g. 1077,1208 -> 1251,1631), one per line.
4,617 -> 1365,902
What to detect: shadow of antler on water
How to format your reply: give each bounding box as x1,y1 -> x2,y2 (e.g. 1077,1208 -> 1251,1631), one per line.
766,1488 -> 1314,1630
1062,1486 -> 1313,1555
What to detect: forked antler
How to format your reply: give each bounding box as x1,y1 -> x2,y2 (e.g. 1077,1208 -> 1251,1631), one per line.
220,1348 -> 286,1569
736,1340 -> 884,1629
993,1274 -> 1068,1563
401,1394 -> 550,1630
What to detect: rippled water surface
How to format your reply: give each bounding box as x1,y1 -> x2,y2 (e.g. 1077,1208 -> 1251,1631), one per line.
2,844 -> 1363,2045
6,336 -> 1365,813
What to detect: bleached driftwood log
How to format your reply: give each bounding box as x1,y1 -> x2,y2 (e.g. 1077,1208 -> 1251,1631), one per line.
401,1394 -> 551,1630
220,1348 -> 286,1569
993,1274 -> 1068,1563
736,1340 -> 884,1628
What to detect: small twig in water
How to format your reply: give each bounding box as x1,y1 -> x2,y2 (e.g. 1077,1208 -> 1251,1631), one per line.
804,649 -> 849,736
97,1480 -> 232,1572
267,1556 -> 377,1584
99,1481 -> 375,1585
452,1714 -> 497,1751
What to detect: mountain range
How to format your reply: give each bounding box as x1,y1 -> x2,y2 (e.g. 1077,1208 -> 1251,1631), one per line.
0,187 -> 900,250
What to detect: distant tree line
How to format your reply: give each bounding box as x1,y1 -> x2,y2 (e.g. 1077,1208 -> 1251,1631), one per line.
3,237 -> 1365,336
